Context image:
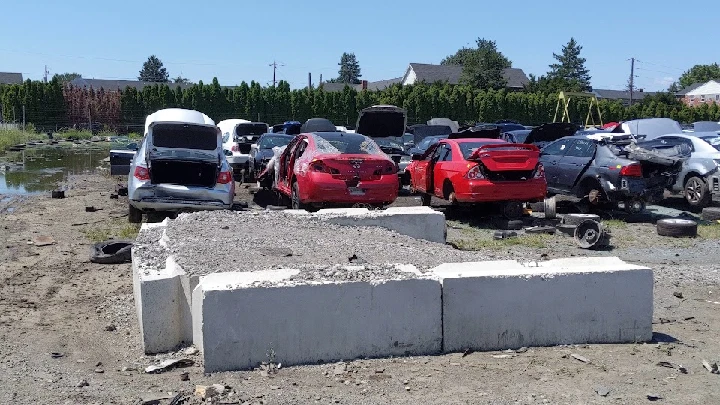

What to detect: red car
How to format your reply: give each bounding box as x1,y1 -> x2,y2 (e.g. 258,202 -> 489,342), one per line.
407,138 -> 546,207
265,131 -> 399,210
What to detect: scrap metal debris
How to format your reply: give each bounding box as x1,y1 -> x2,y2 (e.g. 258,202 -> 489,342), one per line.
702,360 -> 719,374
31,235 -> 56,246
144,358 -> 194,374
570,353 -> 590,363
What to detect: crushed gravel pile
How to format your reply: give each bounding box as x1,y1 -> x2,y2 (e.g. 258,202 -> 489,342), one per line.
133,226 -> 169,270
164,210 -> 489,276
250,264 -> 419,287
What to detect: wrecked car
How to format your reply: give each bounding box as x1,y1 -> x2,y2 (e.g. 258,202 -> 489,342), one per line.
127,108 -> 235,223
407,136 -> 546,208
258,131 -> 399,210
218,119 -> 269,182
356,105 -> 411,187
250,133 -> 295,180
539,135 -> 683,213
635,133 -> 720,209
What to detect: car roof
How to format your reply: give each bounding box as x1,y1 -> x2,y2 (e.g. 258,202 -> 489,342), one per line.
447,138 -> 507,144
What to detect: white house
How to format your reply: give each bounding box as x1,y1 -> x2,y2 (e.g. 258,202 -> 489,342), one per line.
683,80 -> 720,107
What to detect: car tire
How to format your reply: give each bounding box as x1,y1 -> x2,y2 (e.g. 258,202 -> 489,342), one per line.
544,196 -> 557,219
90,240 -> 133,264
291,181 -> 304,210
493,218 -> 524,230
701,207 -> 720,221
563,213 -> 601,226
656,218 -> 697,238
128,204 -> 142,224
556,223 -> 577,237
684,176 -> 710,211
420,193 -> 431,206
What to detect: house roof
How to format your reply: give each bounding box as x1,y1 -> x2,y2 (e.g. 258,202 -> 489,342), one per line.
317,78 -> 403,92
403,63 -> 529,88
685,80 -> 720,96
69,77 -> 192,91
318,82 -> 359,92
676,82 -> 704,96
366,77 -> 402,91
0,72 -> 23,85
593,89 -> 657,100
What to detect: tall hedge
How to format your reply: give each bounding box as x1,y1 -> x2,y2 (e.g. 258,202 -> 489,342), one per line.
2,79 -> 720,132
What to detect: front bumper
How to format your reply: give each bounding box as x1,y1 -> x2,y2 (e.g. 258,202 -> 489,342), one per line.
454,179 -> 546,203
129,183 -> 234,211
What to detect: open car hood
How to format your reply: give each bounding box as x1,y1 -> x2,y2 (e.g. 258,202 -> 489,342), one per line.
525,123 -> 578,145
356,105 -> 407,138
301,118 -> 336,133
448,125 -> 501,139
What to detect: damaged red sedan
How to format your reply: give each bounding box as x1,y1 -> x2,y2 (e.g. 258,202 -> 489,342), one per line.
260,131 -> 399,210
408,138 -> 546,206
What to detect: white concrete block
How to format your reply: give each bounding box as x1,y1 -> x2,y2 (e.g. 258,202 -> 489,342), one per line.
287,206 -> 446,243
192,269 -> 442,372
434,257 -> 653,353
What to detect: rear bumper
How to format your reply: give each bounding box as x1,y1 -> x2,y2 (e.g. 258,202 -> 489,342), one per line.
454,179 -> 546,203
603,177 -> 667,202
302,176 -> 399,204
129,183 -> 234,211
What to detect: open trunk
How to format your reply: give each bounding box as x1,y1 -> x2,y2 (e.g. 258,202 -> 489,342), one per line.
149,159 -> 219,187
467,144 -> 540,181
356,105 -> 407,138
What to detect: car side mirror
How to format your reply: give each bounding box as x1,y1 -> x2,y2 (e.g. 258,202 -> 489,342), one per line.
411,153 -> 424,161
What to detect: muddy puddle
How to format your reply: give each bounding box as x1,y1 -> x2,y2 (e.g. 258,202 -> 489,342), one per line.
0,147 -> 112,195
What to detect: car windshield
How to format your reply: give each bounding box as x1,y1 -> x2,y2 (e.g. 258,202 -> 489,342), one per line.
236,123 -> 268,136
416,136 -> 444,151
258,135 -> 293,149
313,133 -> 384,155
458,141 -> 508,159
700,136 -> 720,150
373,138 -> 405,153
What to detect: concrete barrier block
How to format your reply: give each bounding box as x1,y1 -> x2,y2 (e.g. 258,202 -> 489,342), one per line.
193,268 -> 442,372
286,206 -> 446,243
433,257 -> 653,353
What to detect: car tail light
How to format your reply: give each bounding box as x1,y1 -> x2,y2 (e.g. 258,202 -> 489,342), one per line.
465,165 -> 485,180
231,145 -> 239,152
217,171 -> 232,184
311,160 -> 327,172
619,163 -> 643,177
385,163 -> 397,174
533,163 -> 545,179
134,166 -> 150,181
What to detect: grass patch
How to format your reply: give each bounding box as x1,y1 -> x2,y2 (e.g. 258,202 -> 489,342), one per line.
603,219 -> 628,230
54,129 -> 94,140
452,233 -> 551,250
82,219 -> 140,242
698,223 -> 720,240
0,129 -> 35,153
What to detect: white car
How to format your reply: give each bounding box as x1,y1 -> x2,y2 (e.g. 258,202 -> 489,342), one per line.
127,108 -> 235,223
218,119 -> 269,182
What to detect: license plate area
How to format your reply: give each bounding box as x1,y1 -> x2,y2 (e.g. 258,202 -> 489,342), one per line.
348,187 -> 365,196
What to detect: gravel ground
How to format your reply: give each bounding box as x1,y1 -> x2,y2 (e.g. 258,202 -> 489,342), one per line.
162,210 -> 489,277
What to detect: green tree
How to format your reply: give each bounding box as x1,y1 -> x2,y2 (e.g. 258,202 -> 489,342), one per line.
52,72 -> 81,82
138,55 -> 169,83
547,38 -> 591,91
677,63 -> 720,88
442,38 -> 511,90
172,76 -> 191,84
333,52 -> 362,84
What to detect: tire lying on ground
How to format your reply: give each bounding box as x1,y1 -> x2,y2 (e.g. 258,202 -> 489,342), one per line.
701,207 -> 720,221
656,219 -> 698,238
563,213 -> 601,226
90,240 -> 134,264
556,223 -> 577,237
544,196 -> 557,219
493,218 -> 524,230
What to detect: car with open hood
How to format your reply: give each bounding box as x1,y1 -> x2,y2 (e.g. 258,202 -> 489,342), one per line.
257,131 -> 399,209
635,133 -> 720,209
407,137 -> 546,208
355,105 -> 412,186
538,134 -> 684,213
218,119 -> 269,182
127,108 -> 235,223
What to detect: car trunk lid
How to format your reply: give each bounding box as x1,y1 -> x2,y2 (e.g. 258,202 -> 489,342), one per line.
356,105 -> 407,138
467,144 -> 540,172
148,122 -> 221,187
313,154 -> 394,184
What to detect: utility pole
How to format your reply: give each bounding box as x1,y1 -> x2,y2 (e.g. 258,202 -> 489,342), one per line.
44,65 -> 49,83
22,105 -> 26,131
269,61 -> 284,87
308,72 -> 312,89
629,58 -> 635,106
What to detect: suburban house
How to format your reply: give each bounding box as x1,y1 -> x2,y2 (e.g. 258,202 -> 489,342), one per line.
675,82 -> 704,101
681,80 -> 720,107
69,77 -> 192,91
0,72 -> 24,85
592,89 -> 656,106
401,63 -> 530,90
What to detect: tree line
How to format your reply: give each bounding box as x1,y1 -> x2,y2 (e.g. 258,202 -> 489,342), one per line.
2,78 -> 720,132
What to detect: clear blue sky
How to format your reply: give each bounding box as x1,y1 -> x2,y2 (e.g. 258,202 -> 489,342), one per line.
1,0 -> 717,91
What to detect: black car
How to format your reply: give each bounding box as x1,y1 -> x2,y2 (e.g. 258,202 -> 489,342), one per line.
251,133 -> 296,179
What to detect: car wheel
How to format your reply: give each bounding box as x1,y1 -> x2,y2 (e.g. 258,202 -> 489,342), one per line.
656,218 -> 697,238
291,181 -> 304,210
684,176 -> 710,211
624,199 -> 646,214
544,196 -> 557,219
420,193 -> 431,206
128,204 -> 142,224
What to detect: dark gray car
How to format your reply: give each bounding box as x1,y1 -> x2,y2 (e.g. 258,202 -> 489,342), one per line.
540,136 -> 683,212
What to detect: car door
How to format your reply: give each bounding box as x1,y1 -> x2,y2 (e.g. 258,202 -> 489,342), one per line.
278,137 -> 301,191
432,143 -> 454,196
539,138 -> 573,192
412,144 -> 439,193
557,138 -> 597,189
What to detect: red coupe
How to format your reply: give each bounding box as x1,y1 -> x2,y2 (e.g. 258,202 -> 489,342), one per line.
407,138 -> 546,206
267,132 -> 399,210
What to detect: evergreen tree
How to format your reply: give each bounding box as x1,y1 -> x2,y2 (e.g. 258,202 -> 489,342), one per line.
547,38 -> 592,91
138,55 -> 169,83
442,38 -> 511,90
335,52 -> 362,84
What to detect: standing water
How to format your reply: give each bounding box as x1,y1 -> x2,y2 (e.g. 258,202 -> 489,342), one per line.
0,147 -> 111,195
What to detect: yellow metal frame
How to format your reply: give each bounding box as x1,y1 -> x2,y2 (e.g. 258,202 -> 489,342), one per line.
553,91 -> 603,128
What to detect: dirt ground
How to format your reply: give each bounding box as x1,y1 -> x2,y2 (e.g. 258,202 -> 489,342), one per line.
1,174 -> 719,405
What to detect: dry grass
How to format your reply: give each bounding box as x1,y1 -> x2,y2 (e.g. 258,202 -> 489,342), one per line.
698,223 -> 720,240
82,219 -> 140,242
452,232 -> 551,250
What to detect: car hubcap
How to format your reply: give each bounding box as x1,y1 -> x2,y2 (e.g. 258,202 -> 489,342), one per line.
687,180 -> 701,202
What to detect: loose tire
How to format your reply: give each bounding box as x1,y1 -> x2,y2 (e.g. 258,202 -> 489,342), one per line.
701,207 -> 720,221
684,176 -> 710,210
420,193 -> 431,206
128,204 -> 142,224
493,218 -> 524,230
544,196 -> 557,219
90,240 -> 133,264
656,219 -> 697,238
563,213 -> 601,226
556,223 -> 577,237
291,182 -> 303,210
